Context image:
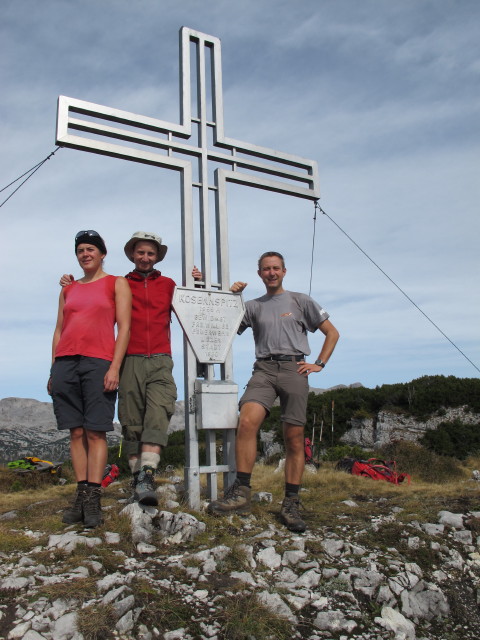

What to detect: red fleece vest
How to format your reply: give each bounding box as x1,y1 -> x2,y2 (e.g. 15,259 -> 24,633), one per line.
125,270 -> 176,356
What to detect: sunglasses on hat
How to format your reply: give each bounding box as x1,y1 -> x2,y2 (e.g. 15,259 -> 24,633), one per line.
75,230 -> 101,241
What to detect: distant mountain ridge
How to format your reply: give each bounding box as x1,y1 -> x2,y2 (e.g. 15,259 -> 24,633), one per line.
0,397 -> 57,429
0,385 -> 363,463
0,397 -> 185,463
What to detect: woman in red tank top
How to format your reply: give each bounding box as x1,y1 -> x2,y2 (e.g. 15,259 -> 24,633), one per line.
49,230 -> 131,528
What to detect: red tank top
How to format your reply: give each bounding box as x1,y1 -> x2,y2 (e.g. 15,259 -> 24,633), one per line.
55,275 -> 118,361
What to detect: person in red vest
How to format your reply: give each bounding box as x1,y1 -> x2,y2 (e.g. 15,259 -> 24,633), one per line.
119,231 -> 202,505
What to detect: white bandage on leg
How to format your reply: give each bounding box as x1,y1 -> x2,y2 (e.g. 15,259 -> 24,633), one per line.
140,451 -> 161,470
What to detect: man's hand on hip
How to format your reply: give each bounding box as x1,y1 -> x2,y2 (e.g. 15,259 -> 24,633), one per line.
297,361 -> 323,377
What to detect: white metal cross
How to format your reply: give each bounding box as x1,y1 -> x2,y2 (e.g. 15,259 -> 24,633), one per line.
56,26 -> 320,508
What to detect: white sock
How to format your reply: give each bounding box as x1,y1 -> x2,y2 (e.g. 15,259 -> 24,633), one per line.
140,451 -> 160,470
129,457 -> 141,474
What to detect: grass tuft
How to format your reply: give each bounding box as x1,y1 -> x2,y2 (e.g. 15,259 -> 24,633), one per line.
0,530 -> 39,553
76,603 -> 117,640
215,592 -> 293,639
132,577 -> 201,635
35,576 -> 98,601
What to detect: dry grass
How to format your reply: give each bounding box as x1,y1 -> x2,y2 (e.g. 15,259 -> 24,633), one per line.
0,471 -> 68,509
0,467 -> 68,492
2,453 -> 479,539
35,576 -> 98,601
197,454 -> 480,536
215,592 -> 293,640
1,450 -> 480,640
0,529 -> 39,554
132,577 -> 202,636
76,603 -> 117,640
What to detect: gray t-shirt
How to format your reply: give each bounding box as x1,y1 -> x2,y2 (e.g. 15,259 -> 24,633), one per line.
238,290 -> 329,358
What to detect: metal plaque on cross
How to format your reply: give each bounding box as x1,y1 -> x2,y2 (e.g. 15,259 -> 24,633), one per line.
172,287 -> 245,363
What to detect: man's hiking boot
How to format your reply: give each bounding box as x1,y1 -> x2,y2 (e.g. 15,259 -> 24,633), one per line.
134,466 -> 158,507
126,471 -> 140,504
62,484 -> 88,524
279,495 -> 306,532
207,479 -> 251,515
83,486 -> 104,528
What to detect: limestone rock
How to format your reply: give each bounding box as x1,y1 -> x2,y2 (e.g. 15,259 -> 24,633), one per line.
156,510 -> 206,543
375,606 -> 416,640
257,590 -> 297,623
341,405 -> 480,449
120,502 -> 157,543
314,609 -> 357,633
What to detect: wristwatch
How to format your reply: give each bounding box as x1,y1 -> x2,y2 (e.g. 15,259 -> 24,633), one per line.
315,359 -> 326,368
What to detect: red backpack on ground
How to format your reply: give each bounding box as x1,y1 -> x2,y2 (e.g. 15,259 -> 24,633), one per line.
101,463 -> 120,488
336,457 -> 410,485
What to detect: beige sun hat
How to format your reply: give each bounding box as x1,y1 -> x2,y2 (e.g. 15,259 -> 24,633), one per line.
124,231 -> 168,263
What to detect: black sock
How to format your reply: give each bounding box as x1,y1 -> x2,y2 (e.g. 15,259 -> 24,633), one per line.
285,483 -> 300,498
237,472 -> 252,488
77,480 -> 88,486
87,482 -> 101,488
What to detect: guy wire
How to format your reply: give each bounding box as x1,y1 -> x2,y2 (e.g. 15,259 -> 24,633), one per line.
0,147 -> 61,209
313,201 -> 479,374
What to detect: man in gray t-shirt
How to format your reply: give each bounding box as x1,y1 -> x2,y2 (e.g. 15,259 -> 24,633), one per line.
208,251 -> 340,532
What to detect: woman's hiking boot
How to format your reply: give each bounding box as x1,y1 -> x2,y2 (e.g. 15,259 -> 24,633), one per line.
207,479 -> 251,515
62,484 -> 88,524
83,486 -> 104,528
134,466 -> 158,506
279,495 -> 306,532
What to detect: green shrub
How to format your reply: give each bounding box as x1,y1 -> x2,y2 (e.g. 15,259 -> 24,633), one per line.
322,444 -> 372,462
352,408 -> 373,420
107,445 -> 129,477
161,444 -> 186,468
420,419 -> 480,459
304,375 -> 480,447
378,441 -> 466,482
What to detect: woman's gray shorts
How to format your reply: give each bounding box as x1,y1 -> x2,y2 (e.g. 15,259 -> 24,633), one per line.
51,356 -> 116,431
239,360 -> 309,426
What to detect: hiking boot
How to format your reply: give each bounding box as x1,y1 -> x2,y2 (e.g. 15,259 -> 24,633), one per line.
280,495 -> 306,532
62,484 -> 88,524
207,479 -> 251,515
134,466 -> 158,506
83,486 -> 104,528
126,471 -> 140,504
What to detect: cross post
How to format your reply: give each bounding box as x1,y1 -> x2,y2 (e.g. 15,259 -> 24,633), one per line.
56,26 -> 320,509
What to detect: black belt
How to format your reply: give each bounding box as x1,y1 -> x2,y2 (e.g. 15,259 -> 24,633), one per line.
257,355 -> 304,362
128,353 -> 171,358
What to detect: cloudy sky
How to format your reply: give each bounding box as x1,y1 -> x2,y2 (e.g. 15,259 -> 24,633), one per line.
1,0 -> 479,404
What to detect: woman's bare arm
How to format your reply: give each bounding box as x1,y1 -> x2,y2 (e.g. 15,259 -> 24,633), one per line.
103,277 -> 132,392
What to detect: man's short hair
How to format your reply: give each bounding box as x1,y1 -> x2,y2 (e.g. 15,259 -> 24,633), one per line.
258,251 -> 285,270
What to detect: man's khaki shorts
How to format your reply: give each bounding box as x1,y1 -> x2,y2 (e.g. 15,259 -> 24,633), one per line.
239,360 -> 309,426
118,354 -> 177,455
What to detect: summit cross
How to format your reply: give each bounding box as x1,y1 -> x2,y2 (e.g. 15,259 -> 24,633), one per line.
56,26 -> 320,508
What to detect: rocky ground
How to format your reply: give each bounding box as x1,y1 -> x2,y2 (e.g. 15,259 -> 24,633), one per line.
0,471 -> 479,640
